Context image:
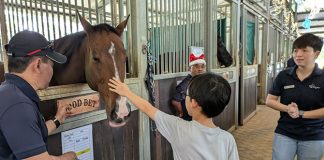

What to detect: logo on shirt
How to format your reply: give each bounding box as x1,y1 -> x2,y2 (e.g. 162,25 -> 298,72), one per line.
284,85 -> 295,89
309,84 -> 320,89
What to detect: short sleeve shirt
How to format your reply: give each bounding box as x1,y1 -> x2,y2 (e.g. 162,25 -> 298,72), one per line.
173,74 -> 192,102
155,111 -> 239,160
269,65 -> 324,140
0,74 -> 48,159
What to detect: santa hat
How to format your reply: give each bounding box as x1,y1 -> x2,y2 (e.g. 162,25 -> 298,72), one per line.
189,47 -> 206,66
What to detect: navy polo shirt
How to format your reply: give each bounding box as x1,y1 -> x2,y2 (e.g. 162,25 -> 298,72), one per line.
173,74 -> 192,102
173,74 -> 192,121
0,74 -> 48,159
269,64 -> 324,140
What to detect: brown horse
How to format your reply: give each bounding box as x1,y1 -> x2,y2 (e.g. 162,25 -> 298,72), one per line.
51,13 -> 131,127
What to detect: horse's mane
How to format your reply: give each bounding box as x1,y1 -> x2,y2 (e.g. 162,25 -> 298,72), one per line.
54,23 -> 117,61
92,23 -> 118,35
54,31 -> 87,62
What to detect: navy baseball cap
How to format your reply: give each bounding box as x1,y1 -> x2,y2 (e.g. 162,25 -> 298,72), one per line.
4,30 -> 67,64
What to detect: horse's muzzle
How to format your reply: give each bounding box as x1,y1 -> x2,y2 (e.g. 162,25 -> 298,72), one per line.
108,102 -> 131,127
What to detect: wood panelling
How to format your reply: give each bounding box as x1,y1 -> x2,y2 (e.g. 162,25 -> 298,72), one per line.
213,83 -> 236,130
47,110 -> 139,160
243,77 -> 257,119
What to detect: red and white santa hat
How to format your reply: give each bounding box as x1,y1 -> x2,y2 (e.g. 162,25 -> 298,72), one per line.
189,47 -> 206,66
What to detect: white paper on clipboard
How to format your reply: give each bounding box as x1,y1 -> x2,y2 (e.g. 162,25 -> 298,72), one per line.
61,124 -> 94,160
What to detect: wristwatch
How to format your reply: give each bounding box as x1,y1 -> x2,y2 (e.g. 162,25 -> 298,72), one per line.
299,110 -> 304,118
51,116 -> 61,128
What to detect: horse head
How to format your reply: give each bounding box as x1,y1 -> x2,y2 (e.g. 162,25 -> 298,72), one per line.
78,13 -> 131,127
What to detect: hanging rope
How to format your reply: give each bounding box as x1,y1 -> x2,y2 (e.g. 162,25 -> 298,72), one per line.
144,39 -> 157,132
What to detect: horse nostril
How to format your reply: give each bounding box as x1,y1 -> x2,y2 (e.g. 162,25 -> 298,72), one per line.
114,118 -> 123,123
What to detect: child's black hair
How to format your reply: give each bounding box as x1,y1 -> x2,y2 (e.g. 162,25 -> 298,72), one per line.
188,72 -> 231,118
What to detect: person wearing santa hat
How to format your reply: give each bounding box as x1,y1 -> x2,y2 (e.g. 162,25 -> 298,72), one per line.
171,48 -> 206,120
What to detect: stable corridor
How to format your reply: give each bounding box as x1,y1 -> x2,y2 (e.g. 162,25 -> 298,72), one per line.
232,105 -> 280,160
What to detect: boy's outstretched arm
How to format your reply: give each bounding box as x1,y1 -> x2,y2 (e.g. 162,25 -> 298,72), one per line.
108,78 -> 158,120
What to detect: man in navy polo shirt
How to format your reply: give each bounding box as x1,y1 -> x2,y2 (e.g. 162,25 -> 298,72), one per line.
171,49 -> 206,121
266,33 -> 324,160
0,30 -> 77,160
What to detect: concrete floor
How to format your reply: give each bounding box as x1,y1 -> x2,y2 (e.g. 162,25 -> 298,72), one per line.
232,105 -> 279,160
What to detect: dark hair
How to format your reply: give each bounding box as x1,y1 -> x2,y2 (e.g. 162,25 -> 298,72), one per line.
292,33 -> 323,52
8,56 -> 49,73
188,72 -> 231,118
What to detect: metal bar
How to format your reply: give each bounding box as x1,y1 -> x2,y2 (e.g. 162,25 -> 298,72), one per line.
34,0 -> 38,32
171,0 -> 174,73
155,0 -> 160,74
185,0 -> 188,72
118,0 -> 123,24
162,0 -> 166,73
0,0 -> 9,62
50,0 -> 55,39
150,0 -> 155,74
187,0 -> 190,70
81,0 -> 85,18
88,0 -> 91,23
172,0 -> 175,73
182,0 -> 185,72
19,0 -> 24,29
103,0 -> 106,23
26,0 -> 35,30
95,0 -> 98,24
198,0 -> 200,49
24,0 -> 29,29
14,0 -> 19,32
39,0 -> 44,35
56,0 -> 61,37
178,0 -> 181,72
112,0 -> 117,26
45,0 -> 50,39
68,0 -> 72,33
75,0 -> 78,31
175,0 -> 178,73
7,0 -> 13,38
111,0 -> 114,24
196,0 -> 199,46
192,0 -> 195,46
168,0 -> 171,73
159,0 -> 163,74
126,0 -> 133,76
62,0 -> 66,35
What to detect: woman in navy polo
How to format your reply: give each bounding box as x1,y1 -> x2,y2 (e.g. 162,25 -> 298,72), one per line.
266,33 -> 324,160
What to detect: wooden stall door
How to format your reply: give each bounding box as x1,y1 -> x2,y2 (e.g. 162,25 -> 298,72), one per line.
239,8 -> 258,125
266,26 -> 277,93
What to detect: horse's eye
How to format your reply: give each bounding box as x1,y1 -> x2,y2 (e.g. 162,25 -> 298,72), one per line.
93,57 -> 100,62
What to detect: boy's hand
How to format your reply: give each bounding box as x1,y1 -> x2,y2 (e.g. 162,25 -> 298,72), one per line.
108,77 -> 130,97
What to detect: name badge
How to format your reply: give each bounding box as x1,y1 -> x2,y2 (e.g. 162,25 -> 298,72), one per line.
284,85 -> 295,89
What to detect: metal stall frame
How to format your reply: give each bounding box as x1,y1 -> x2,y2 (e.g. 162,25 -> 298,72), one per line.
210,0 -> 241,128
239,1 -> 268,124
241,0 -> 270,105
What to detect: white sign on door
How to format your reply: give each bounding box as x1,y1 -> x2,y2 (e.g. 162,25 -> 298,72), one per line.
61,124 -> 94,160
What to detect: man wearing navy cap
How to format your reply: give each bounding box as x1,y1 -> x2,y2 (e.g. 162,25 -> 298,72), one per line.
0,30 -> 77,160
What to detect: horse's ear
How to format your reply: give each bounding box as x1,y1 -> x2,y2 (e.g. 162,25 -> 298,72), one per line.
115,15 -> 130,36
77,10 -> 92,32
